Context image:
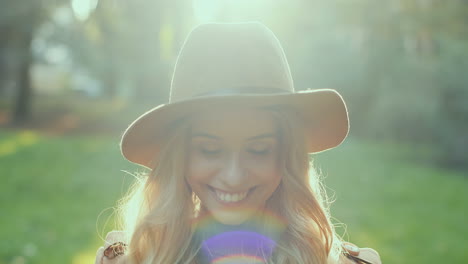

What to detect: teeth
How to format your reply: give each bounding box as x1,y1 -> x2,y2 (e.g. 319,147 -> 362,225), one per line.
215,189 -> 248,203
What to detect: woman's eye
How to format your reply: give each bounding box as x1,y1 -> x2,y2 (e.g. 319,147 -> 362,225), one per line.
200,148 -> 221,155
249,149 -> 269,155
197,143 -> 221,155
248,142 -> 271,155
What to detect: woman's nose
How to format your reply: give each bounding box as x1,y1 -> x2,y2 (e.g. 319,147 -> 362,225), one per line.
218,152 -> 248,188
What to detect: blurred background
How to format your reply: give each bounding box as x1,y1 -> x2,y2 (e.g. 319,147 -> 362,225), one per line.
0,0 -> 467,263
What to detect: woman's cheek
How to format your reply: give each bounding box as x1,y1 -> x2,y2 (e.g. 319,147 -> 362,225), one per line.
187,154 -> 214,181
249,155 -> 279,178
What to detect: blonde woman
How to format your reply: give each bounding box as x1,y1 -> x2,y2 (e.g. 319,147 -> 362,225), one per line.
94,22 -> 381,264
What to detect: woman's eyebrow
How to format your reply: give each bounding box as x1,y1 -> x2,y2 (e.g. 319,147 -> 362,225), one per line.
191,132 -> 220,139
247,133 -> 277,141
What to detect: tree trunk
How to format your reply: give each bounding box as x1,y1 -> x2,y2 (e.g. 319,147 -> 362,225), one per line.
12,27 -> 34,124
0,27 -> 12,98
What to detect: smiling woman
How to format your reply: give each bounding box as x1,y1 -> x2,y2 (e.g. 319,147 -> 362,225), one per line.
94,22 -> 381,264
187,108 -> 283,226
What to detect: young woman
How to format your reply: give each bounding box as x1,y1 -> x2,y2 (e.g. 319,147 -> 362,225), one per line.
94,22 -> 381,264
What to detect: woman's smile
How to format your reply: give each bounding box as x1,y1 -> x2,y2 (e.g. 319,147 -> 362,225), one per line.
208,185 -> 256,204
186,108 -> 282,225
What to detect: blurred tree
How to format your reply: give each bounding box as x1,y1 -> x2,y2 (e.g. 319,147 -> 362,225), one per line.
263,0 -> 468,168
0,0 -> 66,123
434,33 -> 468,168
115,0 -> 191,102
0,0 -> 466,167
62,0 -> 191,102
1,0 -> 192,123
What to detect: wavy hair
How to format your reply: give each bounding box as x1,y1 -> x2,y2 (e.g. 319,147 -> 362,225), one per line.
115,107 -> 344,264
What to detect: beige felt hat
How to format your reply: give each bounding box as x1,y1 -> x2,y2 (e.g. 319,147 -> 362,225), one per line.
121,22 -> 349,169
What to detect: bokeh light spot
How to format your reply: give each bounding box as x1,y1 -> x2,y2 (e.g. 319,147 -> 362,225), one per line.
17,131 -> 39,146
71,0 -> 98,21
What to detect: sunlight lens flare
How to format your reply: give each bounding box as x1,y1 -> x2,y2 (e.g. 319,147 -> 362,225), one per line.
213,255 -> 266,264
71,0 -> 99,21
193,208 -> 287,263
203,231 -> 276,263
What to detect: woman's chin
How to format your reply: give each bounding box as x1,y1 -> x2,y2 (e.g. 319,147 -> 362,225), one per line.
211,209 -> 254,226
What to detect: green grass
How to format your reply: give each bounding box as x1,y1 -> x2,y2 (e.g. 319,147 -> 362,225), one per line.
1,132 -> 467,263
315,139 -> 468,263
0,131 -> 139,264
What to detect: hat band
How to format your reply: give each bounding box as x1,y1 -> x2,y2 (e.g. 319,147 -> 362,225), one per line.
195,87 -> 290,97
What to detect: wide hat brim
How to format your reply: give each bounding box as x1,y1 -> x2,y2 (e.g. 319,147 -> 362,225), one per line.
121,88 -> 349,169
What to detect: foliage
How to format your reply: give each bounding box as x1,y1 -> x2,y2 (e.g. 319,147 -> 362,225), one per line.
1,0 -> 468,165
275,0 -> 468,167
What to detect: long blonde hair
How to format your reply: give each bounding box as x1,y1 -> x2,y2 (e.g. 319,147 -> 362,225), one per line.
115,107 -> 344,263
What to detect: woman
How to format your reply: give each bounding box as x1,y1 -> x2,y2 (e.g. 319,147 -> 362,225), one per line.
95,22 -> 381,264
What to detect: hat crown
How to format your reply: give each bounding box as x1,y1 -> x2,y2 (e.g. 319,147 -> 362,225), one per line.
170,23 -> 295,102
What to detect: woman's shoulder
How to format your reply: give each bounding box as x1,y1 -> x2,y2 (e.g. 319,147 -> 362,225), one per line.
95,230 -> 130,264
339,247 -> 381,264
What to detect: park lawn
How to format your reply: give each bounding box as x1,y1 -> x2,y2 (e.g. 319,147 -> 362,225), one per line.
315,140 -> 468,263
0,131 -> 467,263
0,131 -> 139,264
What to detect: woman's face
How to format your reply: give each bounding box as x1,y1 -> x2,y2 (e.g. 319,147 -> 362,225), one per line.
186,108 -> 282,225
